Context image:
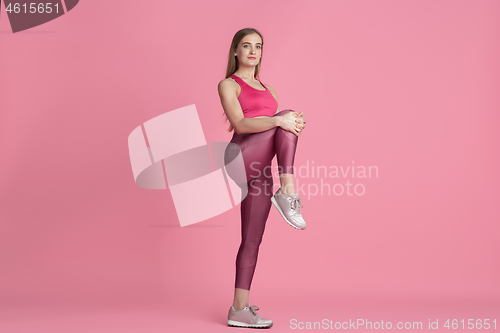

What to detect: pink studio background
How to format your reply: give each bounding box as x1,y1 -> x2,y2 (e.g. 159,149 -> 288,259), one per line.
1,1 -> 499,332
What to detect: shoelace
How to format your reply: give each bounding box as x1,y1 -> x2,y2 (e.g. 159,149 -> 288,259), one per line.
289,197 -> 303,215
249,305 -> 259,316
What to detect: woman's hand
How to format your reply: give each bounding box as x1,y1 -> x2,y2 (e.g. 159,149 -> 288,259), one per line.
279,111 -> 306,136
294,111 -> 307,137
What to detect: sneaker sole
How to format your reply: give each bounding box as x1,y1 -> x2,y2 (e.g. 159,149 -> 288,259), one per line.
271,196 -> 305,230
227,320 -> 273,328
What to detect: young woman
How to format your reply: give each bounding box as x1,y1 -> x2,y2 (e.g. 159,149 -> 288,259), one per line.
218,28 -> 307,329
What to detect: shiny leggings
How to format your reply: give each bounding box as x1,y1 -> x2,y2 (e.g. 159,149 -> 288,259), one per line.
224,109 -> 299,290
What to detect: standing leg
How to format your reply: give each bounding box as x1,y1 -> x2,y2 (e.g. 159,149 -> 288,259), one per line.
224,110 -> 301,309
224,128 -> 277,309
234,165 -> 273,290
232,129 -> 277,291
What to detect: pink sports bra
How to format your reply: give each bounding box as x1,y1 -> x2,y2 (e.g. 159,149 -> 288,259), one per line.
230,74 -> 278,118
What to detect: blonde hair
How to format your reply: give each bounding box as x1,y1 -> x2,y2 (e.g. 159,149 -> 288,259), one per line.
222,28 -> 264,132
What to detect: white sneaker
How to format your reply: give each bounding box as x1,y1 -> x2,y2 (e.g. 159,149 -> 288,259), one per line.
270,187 -> 306,230
227,304 -> 273,328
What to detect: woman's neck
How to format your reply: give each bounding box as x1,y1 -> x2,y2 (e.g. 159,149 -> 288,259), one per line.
234,68 -> 256,80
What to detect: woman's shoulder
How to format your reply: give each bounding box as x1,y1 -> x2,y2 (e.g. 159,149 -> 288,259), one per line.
218,77 -> 240,96
257,76 -> 274,90
262,82 -> 273,89
218,76 -> 239,87
263,83 -> 276,94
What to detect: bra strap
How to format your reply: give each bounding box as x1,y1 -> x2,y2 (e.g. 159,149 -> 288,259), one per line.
230,74 -> 246,86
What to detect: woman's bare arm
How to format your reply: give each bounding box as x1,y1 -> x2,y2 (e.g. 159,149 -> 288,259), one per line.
218,79 -> 282,134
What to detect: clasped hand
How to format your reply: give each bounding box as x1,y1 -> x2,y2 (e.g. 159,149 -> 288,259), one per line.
280,111 -> 307,137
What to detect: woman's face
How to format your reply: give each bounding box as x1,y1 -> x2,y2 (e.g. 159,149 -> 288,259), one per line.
235,33 -> 262,67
